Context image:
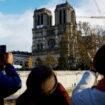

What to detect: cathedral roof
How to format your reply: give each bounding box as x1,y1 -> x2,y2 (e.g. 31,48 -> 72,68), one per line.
34,8 -> 52,14
56,2 -> 73,9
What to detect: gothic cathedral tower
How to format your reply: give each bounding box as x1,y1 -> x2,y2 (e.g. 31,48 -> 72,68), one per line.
32,2 -> 77,65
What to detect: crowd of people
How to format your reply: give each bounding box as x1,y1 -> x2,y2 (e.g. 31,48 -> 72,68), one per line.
1,44 -> 105,105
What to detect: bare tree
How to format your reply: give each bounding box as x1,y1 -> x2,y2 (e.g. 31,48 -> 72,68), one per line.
44,53 -> 58,69
77,22 -> 105,69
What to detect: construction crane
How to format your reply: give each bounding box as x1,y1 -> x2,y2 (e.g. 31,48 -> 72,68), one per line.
77,16 -> 105,19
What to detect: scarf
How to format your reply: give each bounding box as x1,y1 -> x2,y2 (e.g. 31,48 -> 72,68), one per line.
93,77 -> 105,92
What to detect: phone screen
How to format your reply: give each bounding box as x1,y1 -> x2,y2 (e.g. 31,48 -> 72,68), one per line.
0,45 -> 6,61
0,45 -> 6,53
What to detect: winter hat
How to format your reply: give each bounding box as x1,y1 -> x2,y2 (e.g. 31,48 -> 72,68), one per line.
26,65 -> 57,96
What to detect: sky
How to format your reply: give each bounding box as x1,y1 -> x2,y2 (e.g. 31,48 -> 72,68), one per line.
0,0 -> 105,52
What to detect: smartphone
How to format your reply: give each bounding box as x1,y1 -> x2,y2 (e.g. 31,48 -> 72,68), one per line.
0,45 -> 6,61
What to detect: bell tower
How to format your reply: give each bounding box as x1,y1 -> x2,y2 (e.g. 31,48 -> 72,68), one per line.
55,2 -> 76,26
33,8 -> 52,29
32,2 -> 77,66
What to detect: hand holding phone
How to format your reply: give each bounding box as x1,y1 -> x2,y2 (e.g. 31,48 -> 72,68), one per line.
0,45 -> 13,65
0,45 -> 6,66
5,53 -> 13,65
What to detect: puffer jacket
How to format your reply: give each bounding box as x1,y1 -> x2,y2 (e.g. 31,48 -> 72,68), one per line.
0,64 -> 21,105
72,70 -> 105,105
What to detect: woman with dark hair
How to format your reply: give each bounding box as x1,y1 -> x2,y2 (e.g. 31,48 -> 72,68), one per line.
72,44 -> 105,105
16,65 -> 72,105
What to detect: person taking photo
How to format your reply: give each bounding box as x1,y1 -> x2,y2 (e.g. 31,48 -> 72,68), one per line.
0,52 -> 21,105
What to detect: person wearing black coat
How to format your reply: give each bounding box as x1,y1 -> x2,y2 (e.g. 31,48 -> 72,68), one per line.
16,65 -> 72,105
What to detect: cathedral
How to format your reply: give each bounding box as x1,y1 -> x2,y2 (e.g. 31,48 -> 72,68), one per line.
32,2 -> 77,65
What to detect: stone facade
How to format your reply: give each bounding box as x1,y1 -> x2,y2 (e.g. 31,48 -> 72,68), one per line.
32,2 -> 77,65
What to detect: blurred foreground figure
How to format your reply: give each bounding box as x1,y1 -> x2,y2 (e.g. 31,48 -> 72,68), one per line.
72,44 -> 105,105
16,65 -> 72,105
0,53 -> 21,105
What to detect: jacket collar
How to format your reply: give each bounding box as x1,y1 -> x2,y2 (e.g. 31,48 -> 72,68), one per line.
93,77 -> 105,92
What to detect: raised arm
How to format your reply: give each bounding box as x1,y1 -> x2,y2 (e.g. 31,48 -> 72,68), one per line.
71,70 -> 97,105
0,53 -> 21,97
73,70 -> 97,94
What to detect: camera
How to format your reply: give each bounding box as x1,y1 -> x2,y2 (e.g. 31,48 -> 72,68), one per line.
0,45 -> 6,61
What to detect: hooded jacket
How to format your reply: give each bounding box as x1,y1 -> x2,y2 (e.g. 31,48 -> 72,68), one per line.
72,70 -> 105,105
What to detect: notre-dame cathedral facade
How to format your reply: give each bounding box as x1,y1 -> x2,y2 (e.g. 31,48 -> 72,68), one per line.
32,2 -> 77,64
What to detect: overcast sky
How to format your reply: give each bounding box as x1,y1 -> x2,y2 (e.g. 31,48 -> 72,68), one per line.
0,0 -> 105,52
